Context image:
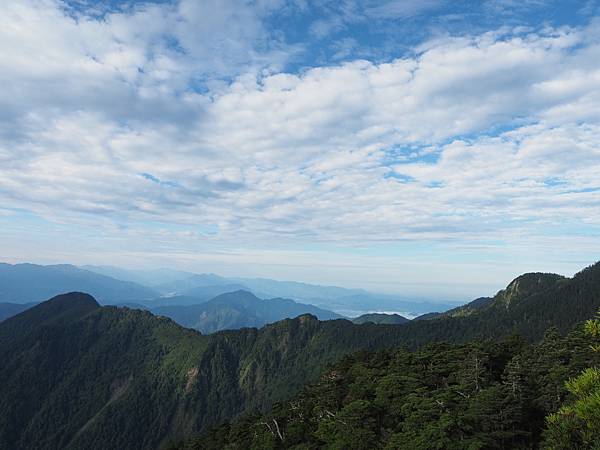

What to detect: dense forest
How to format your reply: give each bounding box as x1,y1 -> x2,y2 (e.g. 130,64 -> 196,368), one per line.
178,324 -> 600,449
1,262 -> 600,449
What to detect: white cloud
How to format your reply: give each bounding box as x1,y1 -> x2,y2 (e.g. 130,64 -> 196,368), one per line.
1,1 -> 599,275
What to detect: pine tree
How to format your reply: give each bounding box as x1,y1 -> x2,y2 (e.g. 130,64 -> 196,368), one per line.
543,310 -> 600,449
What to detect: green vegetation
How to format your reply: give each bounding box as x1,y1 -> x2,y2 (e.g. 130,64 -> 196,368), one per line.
544,310 -> 600,448
177,328 -> 600,449
1,262 -> 600,449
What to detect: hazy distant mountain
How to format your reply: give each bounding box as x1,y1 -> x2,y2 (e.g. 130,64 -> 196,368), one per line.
229,277 -> 365,300
81,265 -> 194,287
0,263 -> 158,304
154,273 -> 233,295
181,283 -> 250,300
315,293 -> 458,317
352,313 -> 410,325
0,302 -> 36,322
78,263 -> 461,316
136,269 -> 459,315
151,290 -> 343,333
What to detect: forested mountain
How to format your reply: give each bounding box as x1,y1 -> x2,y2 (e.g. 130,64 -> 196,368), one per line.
0,263 -> 158,304
0,293 -> 422,449
151,290 -> 342,333
2,262 -> 600,449
437,273 -> 567,319
0,290 -> 342,333
351,313 -> 410,325
182,329 -> 600,449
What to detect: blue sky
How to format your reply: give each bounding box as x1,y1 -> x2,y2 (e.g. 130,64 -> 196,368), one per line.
1,0 -> 599,300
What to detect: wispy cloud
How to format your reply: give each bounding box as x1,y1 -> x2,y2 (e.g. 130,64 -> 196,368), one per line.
0,0 -> 599,294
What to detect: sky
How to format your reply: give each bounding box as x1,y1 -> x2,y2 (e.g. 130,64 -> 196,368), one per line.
1,0 -> 600,300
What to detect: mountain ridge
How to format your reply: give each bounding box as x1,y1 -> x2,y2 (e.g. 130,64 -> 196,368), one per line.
0,263 -> 157,304
1,261 -> 599,449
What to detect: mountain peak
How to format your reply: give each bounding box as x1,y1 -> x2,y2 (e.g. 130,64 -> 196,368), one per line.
497,272 -> 565,307
0,292 -> 99,339
297,313 -> 319,324
210,290 -> 260,303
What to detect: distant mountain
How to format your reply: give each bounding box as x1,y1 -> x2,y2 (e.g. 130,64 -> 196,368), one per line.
0,302 -> 37,322
134,269 -> 459,315
154,273 -> 233,295
0,263 -> 158,304
318,293 -> 457,317
151,290 -> 342,333
230,277 -> 365,300
423,273 -> 567,321
412,312 -> 442,321
181,284 -> 251,301
81,265 -> 194,288
78,263 -> 460,315
352,312 -> 410,325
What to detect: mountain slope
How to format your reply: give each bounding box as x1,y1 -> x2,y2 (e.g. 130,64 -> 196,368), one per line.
2,262 -> 600,449
439,273 -> 567,319
0,263 -> 158,304
0,294 -> 417,449
184,328 -> 600,450
0,302 -> 36,322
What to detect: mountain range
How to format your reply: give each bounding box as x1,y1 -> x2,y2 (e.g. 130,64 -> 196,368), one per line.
150,290 -> 342,334
1,261 -> 599,449
0,289 -> 342,335
80,264 -> 458,315
0,262 -> 457,318
0,263 -> 157,304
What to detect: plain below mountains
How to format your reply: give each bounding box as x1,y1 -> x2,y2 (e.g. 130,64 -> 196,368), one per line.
1,261 -> 600,449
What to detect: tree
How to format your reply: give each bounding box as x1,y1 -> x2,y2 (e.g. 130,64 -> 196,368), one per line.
544,310 -> 600,449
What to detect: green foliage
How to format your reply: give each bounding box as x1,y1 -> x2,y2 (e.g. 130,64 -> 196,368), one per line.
543,310 -> 600,449
3,261 -> 600,449
182,329 -> 600,450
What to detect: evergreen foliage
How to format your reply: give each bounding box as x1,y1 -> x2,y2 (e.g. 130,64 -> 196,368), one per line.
179,329 -> 599,449
1,262 -> 600,449
544,310 -> 600,449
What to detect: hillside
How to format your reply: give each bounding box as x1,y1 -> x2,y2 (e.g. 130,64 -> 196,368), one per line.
183,328 -> 599,449
0,302 -> 36,322
2,262 -> 600,449
0,293 -> 422,449
0,263 -> 158,304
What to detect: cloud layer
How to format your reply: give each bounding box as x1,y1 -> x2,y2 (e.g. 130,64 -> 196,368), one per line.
1,0 -> 599,293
